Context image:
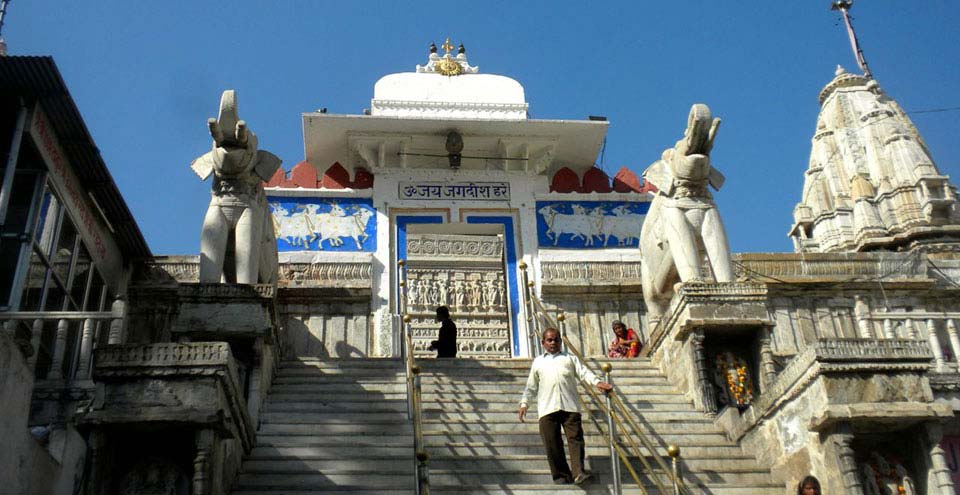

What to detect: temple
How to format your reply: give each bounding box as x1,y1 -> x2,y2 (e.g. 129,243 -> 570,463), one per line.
3,27 -> 960,495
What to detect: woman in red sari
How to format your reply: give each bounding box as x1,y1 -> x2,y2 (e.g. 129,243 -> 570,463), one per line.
608,320 -> 641,358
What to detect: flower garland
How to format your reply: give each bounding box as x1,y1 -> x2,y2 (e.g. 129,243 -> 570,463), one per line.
714,352 -> 754,406
868,457 -> 907,495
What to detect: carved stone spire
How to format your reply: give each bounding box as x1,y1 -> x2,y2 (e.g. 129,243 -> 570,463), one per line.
789,69 -> 960,253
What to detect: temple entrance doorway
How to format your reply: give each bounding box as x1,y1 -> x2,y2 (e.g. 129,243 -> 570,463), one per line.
404,223 -> 512,358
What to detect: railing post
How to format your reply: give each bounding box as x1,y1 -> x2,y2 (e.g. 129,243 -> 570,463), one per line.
946,319 -> 960,369
518,261 -> 538,356
668,445 -> 682,494
108,296 -> 126,345
905,318 -> 918,339
75,318 -> 96,380
926,318 -> 946,372
602,363 -> 622,495
557,313 -> 566,351
412,364 -> 428,495
398,259 -> 407,316
48,318 -> 69,380
416,450 -> 430,495
404,314 -> 413,419
27,318 -> 43,372
882,318 -> 895,339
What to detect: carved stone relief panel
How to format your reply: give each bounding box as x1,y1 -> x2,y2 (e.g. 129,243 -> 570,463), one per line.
405,233 -> 510,358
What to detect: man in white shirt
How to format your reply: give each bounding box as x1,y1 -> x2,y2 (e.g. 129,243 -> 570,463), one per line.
518,327 -> 613,485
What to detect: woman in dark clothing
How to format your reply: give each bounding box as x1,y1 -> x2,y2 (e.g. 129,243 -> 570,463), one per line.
428,306 -> 457,358
797,475 -> 821,495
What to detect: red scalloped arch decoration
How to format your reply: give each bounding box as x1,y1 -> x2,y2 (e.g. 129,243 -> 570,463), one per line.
265,167 -> 292,188
612,166 -> 641,193
290,161 -> 319,188
352,168 -> 374,189
320,162 -> 350,189
550,167 -> 580,193
582,167 -> 612,193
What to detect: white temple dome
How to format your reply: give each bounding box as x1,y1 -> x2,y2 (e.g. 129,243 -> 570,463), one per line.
370,41 -> 529,120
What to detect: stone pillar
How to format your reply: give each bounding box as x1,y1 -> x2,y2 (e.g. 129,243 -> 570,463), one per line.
946,319 -> 960,369
853,296 -> 874,339
925,422 -> 956,494
193,429 -> 215,495
48,319 -> 70,380
926,319 -> 946,372
758,330 -> 777,392
690,331 -> 717,413
832,423 -> 865,495
85,430 -> 106,495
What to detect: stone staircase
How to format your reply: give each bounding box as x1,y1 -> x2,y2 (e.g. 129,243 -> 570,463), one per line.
232,358 -> 413,494
232,357 -> 780,494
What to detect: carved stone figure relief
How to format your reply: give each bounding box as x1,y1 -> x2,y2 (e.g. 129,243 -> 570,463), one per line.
404,232 -> 510,358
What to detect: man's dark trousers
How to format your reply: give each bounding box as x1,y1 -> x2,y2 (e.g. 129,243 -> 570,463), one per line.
537,410 -> 585,482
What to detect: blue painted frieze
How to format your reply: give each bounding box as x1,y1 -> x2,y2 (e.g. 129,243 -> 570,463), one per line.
536,201 -> 650,248
268,197 -> 376,252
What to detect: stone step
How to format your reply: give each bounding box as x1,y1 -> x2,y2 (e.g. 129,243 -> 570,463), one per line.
249,445 -> 411,459
426,443 -> 749,459
272,376 -> 407,385
420,380 -> 670,389
421,417 -> 714,432
421,428 -> 730,442
429,484 -> 783,495
420,383 -> 681,394
421,410 -> 711,422
234,473 -> 414,490
266,392 -> 409,402
282,358 -> 403,367
428,455 -> 763,472
255,434 -> 413,447
426,469 -> 773,486
258,418 -> 413,436
242,458 -> 413,473
260,411 -> 409,423
263,400 -> 408,412
269,382 -> 408,393
421,399 -> 696,413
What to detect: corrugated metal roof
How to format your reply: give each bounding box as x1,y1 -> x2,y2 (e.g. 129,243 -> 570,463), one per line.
0,56 -> 151,258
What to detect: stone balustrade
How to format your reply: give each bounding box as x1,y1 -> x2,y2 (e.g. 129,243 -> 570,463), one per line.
1,299 -> 126,383
133,256 -> 372,290
734,252 -> 930,283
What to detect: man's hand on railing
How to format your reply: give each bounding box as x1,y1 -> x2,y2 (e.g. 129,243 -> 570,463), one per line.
596,382 -> 613,395
518,405 -> 528,423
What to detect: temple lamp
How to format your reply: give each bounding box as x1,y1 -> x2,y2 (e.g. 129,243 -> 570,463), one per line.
446,131 -> 463,169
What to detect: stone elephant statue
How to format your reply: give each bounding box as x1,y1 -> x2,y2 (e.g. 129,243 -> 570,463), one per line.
190,90 -> 281,285
639,104 -> 734,326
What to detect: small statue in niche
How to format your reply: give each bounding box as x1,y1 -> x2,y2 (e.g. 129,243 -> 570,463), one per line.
438,279 -> 449,306
713,351 -> 754,408
861,451 -> 915,495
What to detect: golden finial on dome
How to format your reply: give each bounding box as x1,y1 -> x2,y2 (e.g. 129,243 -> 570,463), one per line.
441,37 -> 455,55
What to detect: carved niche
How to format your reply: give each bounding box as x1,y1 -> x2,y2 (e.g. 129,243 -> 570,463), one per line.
405,233 -> 510,358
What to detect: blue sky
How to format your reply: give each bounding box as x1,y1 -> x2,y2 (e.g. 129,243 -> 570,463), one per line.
8,1 -> 960,254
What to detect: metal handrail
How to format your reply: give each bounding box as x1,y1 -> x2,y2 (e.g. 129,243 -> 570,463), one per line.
398,260 -> 429,495
521,273 -> 688,495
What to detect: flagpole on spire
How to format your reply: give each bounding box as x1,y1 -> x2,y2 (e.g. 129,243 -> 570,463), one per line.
831,0 -> 872,79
